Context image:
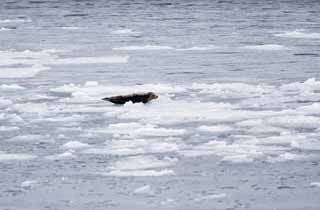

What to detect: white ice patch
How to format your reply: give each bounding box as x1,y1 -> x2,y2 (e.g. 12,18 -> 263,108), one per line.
0,50 -> 128,78
310,182 -> 320,188
60,26 -> 81,30
7,134 -> 53,143
111,29 -> 141,35
0,84 -> 25,90
133,185 -> 154,195
21,180 -> 37,190
104,169 -> 175,177
113,45 -> 174,51
61,141 -> 91,150
241,44 -> 287,51
267,115 -> 320,129
191,82 -> 274,98
194,193 -> 227,202
50,56 -> 129,65
197,125 -> 233,134
0,152 -> 36,161
275,30 -> 320,39
108,156 -> 177,171
0,27 -> 14,31
45,150 -> 76,160
105,156 -> 176,176
12,102 -> 50,114
0,97 -> 12,108
104,122 -> 186,138
267,152 -> 314,163
83,138 -> 178,156
0,126 -> 19,131
176,45 -> 219,51
0,18 -> 32,23
0,65 -> 50,78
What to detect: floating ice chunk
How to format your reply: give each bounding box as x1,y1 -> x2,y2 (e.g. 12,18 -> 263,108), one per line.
83,139 -> 178,156
111,29 -> 141,35
12,102 -> 49,114
104,169 -> 175,177
0,84 -> 25,90
45,151 -> 76,160
0,65 -> 50,78
176,45 -> 219,51
194,193 -> 227,202
222,154 -> 254,163
61,141 -> 91,150
197,125 -> 233,134
280,78 -> 320,92
267,152 -> 314,163
50,56 -> 129,65
275,30 -> 320,39
298,103 -> 320,115
133,185 -> 154,195
108,156 -> 177,171
291,139 -> 320,150
0,98 -> 12,108
242,44 -> 287,50
191,82 -> 274,98
267,115 -> 320,129
0,126 -> 19,131
160,198 -> 175,205
61,26 -> 81,30
310,182 -> 320,188
113,45 -> 174,50
7,134 -> 53,143
0,152 -> 36,161
21,180 -> 37,189
0,18 -> 32,23
105,122 -> 186,138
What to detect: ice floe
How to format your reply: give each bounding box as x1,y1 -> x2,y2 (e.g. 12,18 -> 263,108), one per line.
133,185 -> 154,195
0,84 -> 25,90
111,29 -> 141,35
61,141 -> 91,150
113,45 -> 174,51
242,44 -> 287,51
275,30 -> 320,39
194,193 -> 227,202
0,152 -> 36,161
0,50 -> 128,78
21,180 -> 38,190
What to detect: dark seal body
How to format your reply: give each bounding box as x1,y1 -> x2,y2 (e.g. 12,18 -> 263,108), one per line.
102,92 -> 158,105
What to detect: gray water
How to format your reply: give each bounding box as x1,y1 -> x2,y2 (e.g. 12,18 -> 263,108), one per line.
0,0 -> 320,209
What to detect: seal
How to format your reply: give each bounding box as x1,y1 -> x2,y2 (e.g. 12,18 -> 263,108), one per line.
102,92 -> 158,104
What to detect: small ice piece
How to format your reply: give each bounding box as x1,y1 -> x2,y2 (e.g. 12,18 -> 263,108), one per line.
197,125 -> 233,134
310,182 -> 320,188
0,152 -> 37,161
242,44 -> 287,51
0,126 -> 19,131
0,84 -> 25,90
61,141 -> 91,150
133,185 -> 154,195
194,193 -> 227,202
45,150 -> 76,160
21,180 -> 37,189
113,45 -> 174,51
275,30 -> 320,39
111,29 -> 141,35
105,169 -> 175,177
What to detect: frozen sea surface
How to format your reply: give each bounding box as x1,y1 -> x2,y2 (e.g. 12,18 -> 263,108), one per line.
0,0 -> 320,209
